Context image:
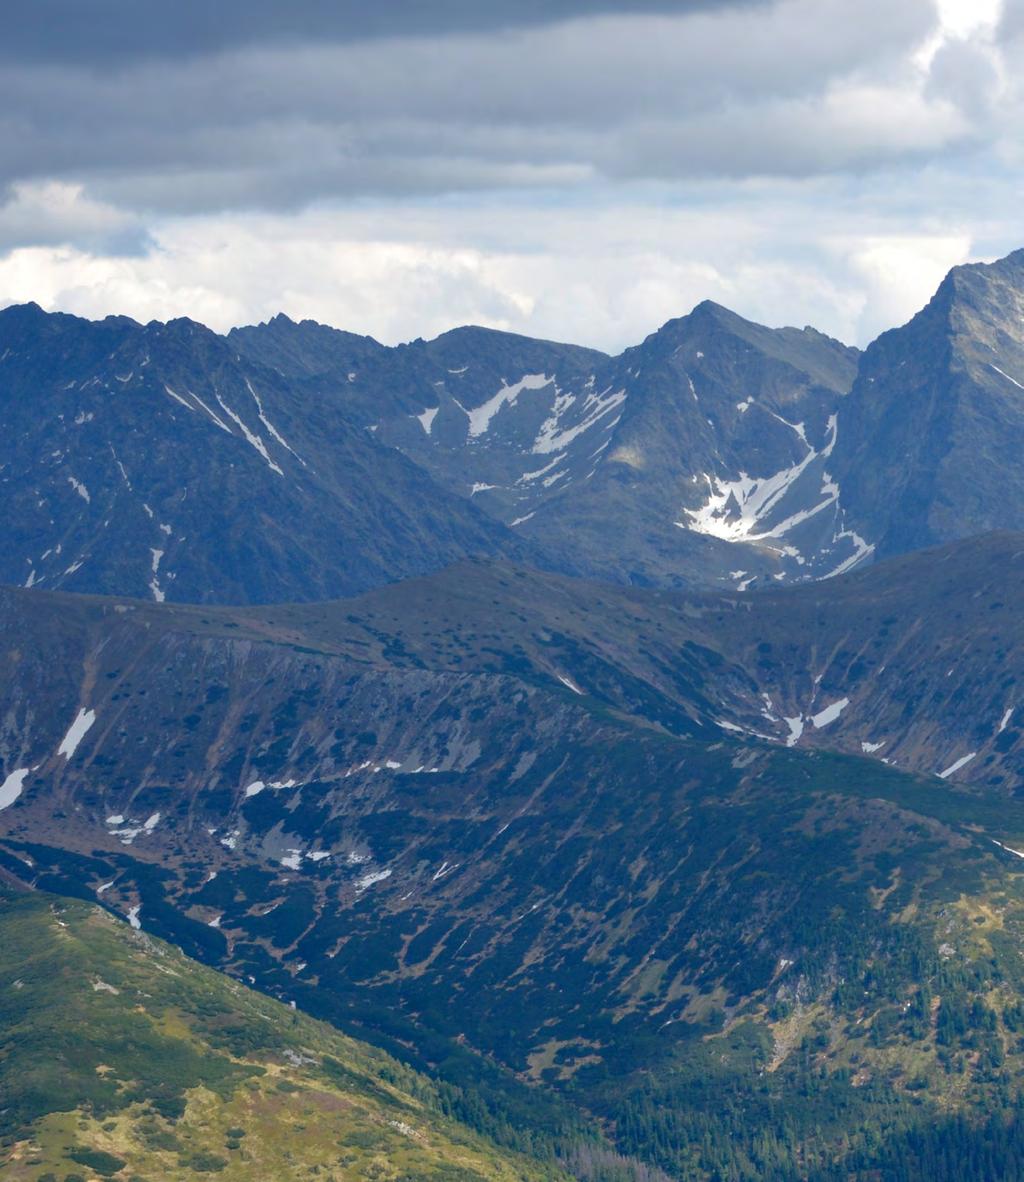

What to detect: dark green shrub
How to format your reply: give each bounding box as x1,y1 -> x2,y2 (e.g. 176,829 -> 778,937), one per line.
67,1148 -> 126,1177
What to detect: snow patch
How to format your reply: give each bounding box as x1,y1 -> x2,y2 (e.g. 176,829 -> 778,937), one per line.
0,768 -> 30,811
185,389 -> 233,434
163,384 -> 197,414
991,364 -> 1024,391
416,406 -> 439,435
992,839 -> 1024,859
518,455 -> 564,485
244,777 -> 297,799
109,823 -> 144,845
355,868 -> 392,893
467,373 -> 551,438
245,377 -> 304,465
822,527 -> 875,579
533,384 -> 626,455
810,698 -> 850,729
216,395 -> 284,475
784,717 -> 804,747
939,752 -> 977,780
680,415 -> 838,542
58,708 -> 96,760
149,547 -> 165,603
68,476 -> 90,503
110,447 -> 132,489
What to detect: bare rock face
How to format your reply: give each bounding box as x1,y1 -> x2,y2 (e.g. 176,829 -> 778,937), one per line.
0,304 -> 531,604
830,249 -> 1024,559
8,250 -> 1024,609
234,303 -> 863,591
517,301 -> 862,588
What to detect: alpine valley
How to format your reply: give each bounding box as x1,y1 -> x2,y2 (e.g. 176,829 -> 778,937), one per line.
5,251 -> 1024,1182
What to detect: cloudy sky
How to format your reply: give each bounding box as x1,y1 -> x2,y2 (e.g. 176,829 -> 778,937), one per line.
0,0 -> 1019,349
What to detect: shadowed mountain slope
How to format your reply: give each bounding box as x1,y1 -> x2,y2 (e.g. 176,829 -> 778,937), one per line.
831,249 -> 1024,560
4,538 -> 1024,1177
74,528 -> 1013,794
0,303 -> 532,604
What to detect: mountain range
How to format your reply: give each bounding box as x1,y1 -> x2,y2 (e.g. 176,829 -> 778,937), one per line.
3,248 -> 1023,607
5,249 -> 1024,1180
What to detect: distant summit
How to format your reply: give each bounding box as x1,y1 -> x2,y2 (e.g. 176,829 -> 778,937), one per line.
831,248 -> 1024,558
5,247 -> 1024,603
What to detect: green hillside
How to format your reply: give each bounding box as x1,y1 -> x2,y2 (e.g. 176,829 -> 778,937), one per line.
0,888 -> 562,1182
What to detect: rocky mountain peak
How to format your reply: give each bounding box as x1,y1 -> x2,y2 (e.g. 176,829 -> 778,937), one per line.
6,248 -> 1024,608
830,248 -> 1024,559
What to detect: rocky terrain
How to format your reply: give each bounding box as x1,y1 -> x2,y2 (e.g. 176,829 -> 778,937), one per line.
8,249 -> 1024,607
831,249 -> 1024,560
233,302 -> 863,590
0,303 -> 531,605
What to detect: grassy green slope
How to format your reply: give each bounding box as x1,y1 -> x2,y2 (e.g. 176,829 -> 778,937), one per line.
0,888 -> 562,1182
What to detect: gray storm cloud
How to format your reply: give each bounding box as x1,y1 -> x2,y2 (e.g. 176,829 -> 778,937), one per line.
0,0 -> 958,214
0,0 -> 765,62
0,0 -> 1018,357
